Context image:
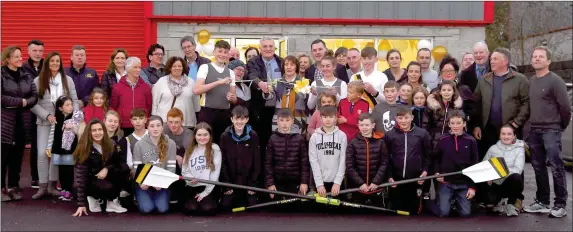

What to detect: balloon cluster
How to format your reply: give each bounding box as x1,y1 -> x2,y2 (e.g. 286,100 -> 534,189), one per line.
196,29 -> 215,56
376,39 -> 448,68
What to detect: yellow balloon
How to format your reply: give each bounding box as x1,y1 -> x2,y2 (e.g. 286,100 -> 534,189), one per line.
409,40 -> 418,51
432,46 -> 448,62
197,30 -> 211,45
341,39 -> 355,49
391,40 -> 409,52
325,40 -> 337,50
377,40 -> 392,52
365,42 -> 375,48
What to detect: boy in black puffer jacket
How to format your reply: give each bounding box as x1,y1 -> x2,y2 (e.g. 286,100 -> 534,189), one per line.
385,106 -> 433,215
346,114 -> 389,206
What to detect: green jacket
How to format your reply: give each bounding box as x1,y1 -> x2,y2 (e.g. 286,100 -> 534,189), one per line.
473,70 -> 530,129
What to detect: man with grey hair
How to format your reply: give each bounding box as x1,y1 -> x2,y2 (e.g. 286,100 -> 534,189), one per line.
246,36 -> 284,171
181,35 -> 210,81
524,46 -> 571,218
460,41 -> 490,92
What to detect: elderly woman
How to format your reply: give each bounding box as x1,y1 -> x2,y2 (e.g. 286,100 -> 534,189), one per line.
31,51 -> 79,199
228,60 -> 251,109
110,57 -> 152,135
2,46 -> 38,201
152,56 -> 200,129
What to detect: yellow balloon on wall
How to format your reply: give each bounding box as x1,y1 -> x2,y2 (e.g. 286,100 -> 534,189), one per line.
341,39 -> 355,49
409,40 -> 418,51
197,30 -> 211,45
366,42 -> 375,48
391,40 -> 409,52
432,46 -> 448,62
377,40 -> 392,52
325,40 -> 338,50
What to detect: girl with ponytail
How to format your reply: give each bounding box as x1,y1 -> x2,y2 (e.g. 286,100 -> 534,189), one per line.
132,115 -> 177,214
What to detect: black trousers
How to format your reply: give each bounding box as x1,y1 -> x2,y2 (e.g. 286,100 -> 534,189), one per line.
485,173 -> 524,205
1,140 -> 26,189
198,107 -> 231,144
182,186 -> 218,216
390,182 -> 422,215
88,178 -> 121,201
255,107 -> 275,187
58,165 -> 74,192
220,189 -> 258,211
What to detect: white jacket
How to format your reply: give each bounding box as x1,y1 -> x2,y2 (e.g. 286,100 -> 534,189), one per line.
152,75 -> 200,127
483,139 -> 526,185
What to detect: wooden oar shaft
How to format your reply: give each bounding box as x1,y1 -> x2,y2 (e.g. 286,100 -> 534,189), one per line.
339,171 -> 462,195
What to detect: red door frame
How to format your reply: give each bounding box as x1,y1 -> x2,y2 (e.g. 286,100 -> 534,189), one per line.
143,1 -> 494,53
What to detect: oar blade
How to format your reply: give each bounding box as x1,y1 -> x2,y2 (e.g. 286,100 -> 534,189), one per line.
462,157 -> 509,183
135,164 -> 180,189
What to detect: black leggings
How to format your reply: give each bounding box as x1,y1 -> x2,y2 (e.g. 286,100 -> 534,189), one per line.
220,189 -> 258,211
390,182 -> 422,215
182,186 -> 218,216
485,173 -> 524,205
58,165 -> 74,192
198,107 -> 230,144
1,140 -> 25,189
88,179 -> 121,201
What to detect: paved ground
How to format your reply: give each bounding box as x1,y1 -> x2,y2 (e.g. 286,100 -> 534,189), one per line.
2,153 -> 572,231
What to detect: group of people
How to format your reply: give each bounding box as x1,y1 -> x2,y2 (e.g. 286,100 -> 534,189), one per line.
1,35 -> 570,219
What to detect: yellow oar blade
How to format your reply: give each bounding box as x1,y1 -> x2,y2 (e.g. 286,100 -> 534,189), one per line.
462,157 -> 510,183
232,207 -> 245,213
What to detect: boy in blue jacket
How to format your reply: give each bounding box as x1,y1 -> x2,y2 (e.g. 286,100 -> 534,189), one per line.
433,110 -> 479,217
385,105 -> 432,215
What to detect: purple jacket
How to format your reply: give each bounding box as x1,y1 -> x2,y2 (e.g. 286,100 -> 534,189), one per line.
433,132 -> 479,188
65,63 -> 99,106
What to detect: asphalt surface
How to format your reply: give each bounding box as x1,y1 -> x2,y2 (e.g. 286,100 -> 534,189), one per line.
2,152 -> 572,231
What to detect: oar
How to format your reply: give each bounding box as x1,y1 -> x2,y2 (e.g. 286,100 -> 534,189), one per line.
135,164 -> 409,215
234,157 -> 511,210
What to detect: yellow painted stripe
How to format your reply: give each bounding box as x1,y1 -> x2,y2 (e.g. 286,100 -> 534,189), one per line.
135,164 -> 152,184
491,157 -> 508,178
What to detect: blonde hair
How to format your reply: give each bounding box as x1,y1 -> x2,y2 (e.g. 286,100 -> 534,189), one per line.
104,110 -> 124,138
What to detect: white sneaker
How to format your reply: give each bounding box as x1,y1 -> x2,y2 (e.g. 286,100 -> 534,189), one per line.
87,196 -> 102,213
106,199 -> 127,213
119,190 -> 130,198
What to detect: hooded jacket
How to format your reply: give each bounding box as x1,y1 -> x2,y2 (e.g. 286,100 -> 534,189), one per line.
265,130 -> 310,187
309,126 -> 347,187
483,139 -> 526,185
1,66 -> 38,144
346,132 -> 389,186
220,125 -> 261,188
427,93 -> 463,147
433,132 -> 479,188
384,124 -> 432,180
132,134 -> 177,174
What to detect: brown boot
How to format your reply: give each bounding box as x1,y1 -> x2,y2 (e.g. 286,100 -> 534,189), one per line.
47,181 -> 61,196
32,184 -> 48,200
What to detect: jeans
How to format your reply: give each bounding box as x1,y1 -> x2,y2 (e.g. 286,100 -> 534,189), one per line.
528,128 -> 568,208
438,183 -> 471,217
135,187 -> 170,214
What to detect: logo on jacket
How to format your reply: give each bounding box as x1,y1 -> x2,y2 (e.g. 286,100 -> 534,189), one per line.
86,73 -> 94,78
383,111 -> 395,132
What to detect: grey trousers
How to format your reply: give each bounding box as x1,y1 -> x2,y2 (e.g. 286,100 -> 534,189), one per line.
37,125 -> 58,184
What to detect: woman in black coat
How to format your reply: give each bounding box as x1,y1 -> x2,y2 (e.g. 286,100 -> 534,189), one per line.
1,46 -> 38,201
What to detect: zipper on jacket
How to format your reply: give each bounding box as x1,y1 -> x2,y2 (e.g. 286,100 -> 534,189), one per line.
364,137 -> 370,185
441,103 -> 449,134
454,135 -> 459,151
403,132 -> 408,178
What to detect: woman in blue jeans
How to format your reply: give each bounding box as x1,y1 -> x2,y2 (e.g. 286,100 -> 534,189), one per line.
132,115 -> 177,214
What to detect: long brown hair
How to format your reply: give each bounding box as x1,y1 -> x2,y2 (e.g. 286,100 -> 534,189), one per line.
148,115 -> 168,163
435,80 -> 460,108
106,48 -> 128,74
38,52 -> 70,97
88,87 -> 109,112
73,119 -> 114,164
183,122 -> 215,170
410,86 -> 429,106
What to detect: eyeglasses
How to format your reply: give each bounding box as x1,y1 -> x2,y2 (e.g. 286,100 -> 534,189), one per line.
441,70 -> 456,75
153,53 -> 164,57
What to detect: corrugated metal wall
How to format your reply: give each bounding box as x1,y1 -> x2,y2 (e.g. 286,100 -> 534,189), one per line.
1,1 -> 146,75
153,1 -> 484,21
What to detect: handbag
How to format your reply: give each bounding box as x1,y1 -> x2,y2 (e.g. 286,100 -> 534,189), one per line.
52,153 -> 75,166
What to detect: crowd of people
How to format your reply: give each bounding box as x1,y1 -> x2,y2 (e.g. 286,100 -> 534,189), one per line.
1,36 -> 570,219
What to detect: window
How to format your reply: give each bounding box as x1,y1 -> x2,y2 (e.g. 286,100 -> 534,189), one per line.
196,37 -> 279,63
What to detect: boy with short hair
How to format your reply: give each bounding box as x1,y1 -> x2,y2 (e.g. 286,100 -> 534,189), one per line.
385,106 -> 432,215
219,105 -> 261,211
346,113 -> 389,205
338,81 -> 370,143
164,107 -> 193,204
193,40 -> 237,144
433,110 -> 478,217
265,109 -> 310,200
117,108 -> 148,199
372,81 -> 401,134
350,47 -> 388,109
309,106 -> 347,197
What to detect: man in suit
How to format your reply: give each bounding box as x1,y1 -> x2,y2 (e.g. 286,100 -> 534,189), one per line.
304,39 -> 349,83
459,41 -> 491,92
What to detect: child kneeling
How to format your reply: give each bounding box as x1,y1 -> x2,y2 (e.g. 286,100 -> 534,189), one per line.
433,111 -> 478,217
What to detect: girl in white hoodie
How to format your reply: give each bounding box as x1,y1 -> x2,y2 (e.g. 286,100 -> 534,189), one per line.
482,125 -> 525,217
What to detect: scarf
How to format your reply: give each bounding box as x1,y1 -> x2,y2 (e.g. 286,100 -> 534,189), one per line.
168,75 -> 188,97
49,73 -> 64,103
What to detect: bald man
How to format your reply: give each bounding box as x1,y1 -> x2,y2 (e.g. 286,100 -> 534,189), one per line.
229,47 -> 240,62
459,41 -> 491,92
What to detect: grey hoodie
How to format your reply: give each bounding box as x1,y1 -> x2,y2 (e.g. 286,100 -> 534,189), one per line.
372,101 -> 401,134
309,126 -> 347,187
132,134 -> 177,174
483,139 -> 526,185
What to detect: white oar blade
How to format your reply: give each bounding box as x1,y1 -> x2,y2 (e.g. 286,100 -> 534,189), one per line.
135,164 -> 180,189
462,157 -> 509,183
